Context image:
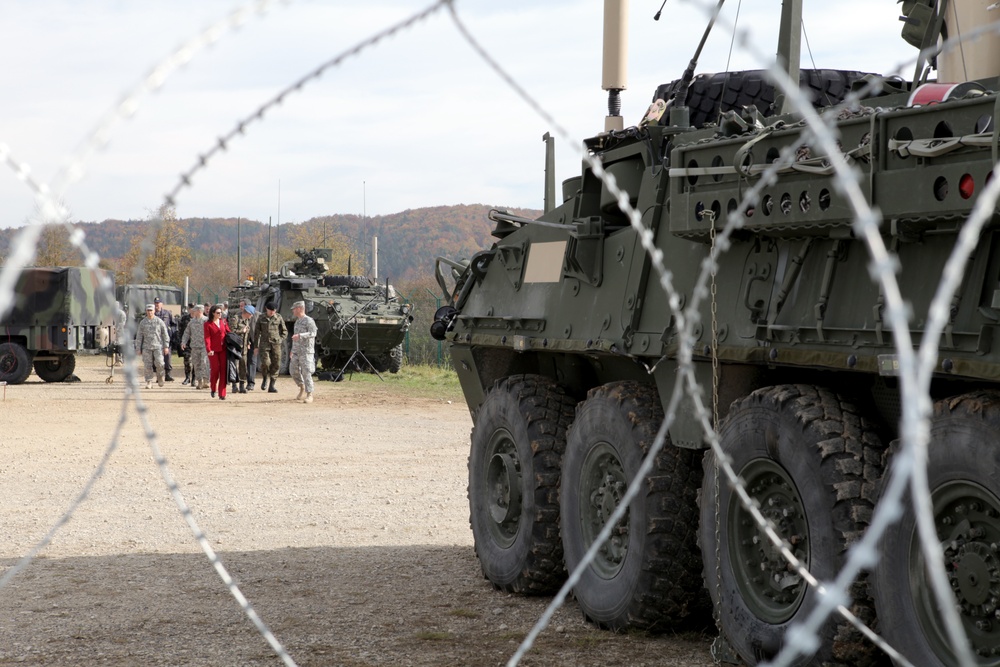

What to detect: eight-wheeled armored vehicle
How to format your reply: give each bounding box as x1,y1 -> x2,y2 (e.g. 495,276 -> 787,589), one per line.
0,267 -> 115,384
432,1 -> 1000,664
231,248 -> 413,375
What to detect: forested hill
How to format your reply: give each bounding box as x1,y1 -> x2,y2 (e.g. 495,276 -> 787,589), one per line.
0,204 -> 541,282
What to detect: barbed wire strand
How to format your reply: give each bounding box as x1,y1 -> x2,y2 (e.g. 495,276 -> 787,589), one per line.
2,1 -> 997,665
719,19 -> 1000,667
162,0 -> 452,208
49,0 -> 287,199
1,2 -> 442,664
455,0 -> 998,662
449,4 -> 908,664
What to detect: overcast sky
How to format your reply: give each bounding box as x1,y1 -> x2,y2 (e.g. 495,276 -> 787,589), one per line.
1,0 -> 917,229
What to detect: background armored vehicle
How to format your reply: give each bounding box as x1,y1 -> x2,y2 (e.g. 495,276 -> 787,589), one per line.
235,248 -> 413,374
116,283 -> 183,322
0,267 -> 115,384
432,1 -> 1000,664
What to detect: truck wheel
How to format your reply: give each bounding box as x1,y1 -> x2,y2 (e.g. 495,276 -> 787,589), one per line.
873,391 -> 1000,666
468,374 -> 575,594
652,69 -> 873,129
0,342 -> 32,384
560,382 -> 704,630
387,344 -> 403,374
700,385 -> 882,666
324,275 -> 370,288
34,355 -> 77,383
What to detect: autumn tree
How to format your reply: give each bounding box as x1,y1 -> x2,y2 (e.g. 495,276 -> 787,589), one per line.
281,220 -> 362,276
122,205 -> 191,286
33,224 -> 76,266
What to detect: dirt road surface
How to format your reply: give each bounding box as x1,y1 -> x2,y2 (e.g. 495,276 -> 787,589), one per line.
0,356 -> 714,666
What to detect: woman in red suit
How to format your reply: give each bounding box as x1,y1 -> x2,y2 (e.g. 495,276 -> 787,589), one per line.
204,304 -> 231,400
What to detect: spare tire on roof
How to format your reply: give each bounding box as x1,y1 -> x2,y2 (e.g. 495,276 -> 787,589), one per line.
652,69 -> 877,129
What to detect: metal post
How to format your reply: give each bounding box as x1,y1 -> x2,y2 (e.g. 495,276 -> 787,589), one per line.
543,132 -> 556,213
266,216 -> 272,278
236,217 -> 242,284
777,0 -> 802,115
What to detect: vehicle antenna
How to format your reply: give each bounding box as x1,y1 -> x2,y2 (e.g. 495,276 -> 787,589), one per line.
671,0 -> 726,112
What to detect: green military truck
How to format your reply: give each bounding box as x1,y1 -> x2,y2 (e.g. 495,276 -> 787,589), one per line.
0,267 -> 116,384
115,284 -> 183,323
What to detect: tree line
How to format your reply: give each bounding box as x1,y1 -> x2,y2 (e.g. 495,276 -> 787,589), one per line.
10,203 -> 540,366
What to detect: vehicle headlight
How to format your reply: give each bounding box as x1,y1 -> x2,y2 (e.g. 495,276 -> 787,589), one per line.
401,304 -> 410,315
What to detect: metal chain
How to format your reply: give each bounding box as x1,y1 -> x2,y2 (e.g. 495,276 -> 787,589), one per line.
709,211 -> 724,641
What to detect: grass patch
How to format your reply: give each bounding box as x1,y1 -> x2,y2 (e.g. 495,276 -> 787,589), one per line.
413,631 -> 454,641
446,608 -> 480,619
573,634 -> 613,648
347,363 -> 463,399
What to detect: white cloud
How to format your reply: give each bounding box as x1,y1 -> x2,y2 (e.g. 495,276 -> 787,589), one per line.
0,0 -> 918,229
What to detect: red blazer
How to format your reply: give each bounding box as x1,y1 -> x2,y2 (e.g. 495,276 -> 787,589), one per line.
204,318 -> 231,354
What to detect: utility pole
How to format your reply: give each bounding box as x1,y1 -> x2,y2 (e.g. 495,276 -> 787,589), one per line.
236,216 -> 241,284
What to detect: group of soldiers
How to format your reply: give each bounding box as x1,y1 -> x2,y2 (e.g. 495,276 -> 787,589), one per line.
133,297 -> 319,404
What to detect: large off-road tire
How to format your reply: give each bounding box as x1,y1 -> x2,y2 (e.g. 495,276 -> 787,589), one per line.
653,69 -> 873,129
34,354 -> 76,383
324,275 -> 370,288
560,382 -> 704,631
873,391 -> 1000,666
370,346 -> 403,374
700,385 -> 883,666
386,344 -> 403,374
0,342 -> 32,385
468,374 -> 576,594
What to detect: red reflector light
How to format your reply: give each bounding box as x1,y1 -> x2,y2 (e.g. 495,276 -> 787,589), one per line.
960,174 -> 975,200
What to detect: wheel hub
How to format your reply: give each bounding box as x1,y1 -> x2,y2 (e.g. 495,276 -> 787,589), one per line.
580,442 -> 629,579
483,428 -> 522,548
487,452 -> 522,524
917,481 -> 1000,660
729,459 -> 809,624
0,354 -> 15,374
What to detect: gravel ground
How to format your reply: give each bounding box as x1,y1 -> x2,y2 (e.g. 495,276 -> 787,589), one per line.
0,355 -> 714,666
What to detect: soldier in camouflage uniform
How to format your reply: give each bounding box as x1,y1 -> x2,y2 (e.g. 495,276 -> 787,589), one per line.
231,304 -> 255,394
289,300 -> 318,403
254,302 -> 287,393
136,304 -> 169,389
180,304 -> 209,389
177,304 -> 194,385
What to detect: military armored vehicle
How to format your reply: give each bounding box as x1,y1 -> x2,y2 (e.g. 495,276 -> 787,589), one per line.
0,267 -> 116,384
233,248 -> 413,375
431,1 -> 1000,664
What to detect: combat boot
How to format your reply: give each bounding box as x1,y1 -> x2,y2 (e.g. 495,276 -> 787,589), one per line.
145,380 -> 152,389
239,381 -> 246,394
157,374 -> 164,388
268,378 -> 277,393
182,373 -> 190,386
231,381 -> 238,394
296,386 -> 305,401
304,392 -> 313,404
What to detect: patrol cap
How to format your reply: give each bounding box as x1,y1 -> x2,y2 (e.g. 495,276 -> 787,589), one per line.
244,304 -> 256,315
153,297 -> 162,303
190,303 -> 203,312
291,300 -> 305,310
145,304 -> 155,311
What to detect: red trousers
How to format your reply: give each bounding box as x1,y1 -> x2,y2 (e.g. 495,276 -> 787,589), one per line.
209,351 -> 227,397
